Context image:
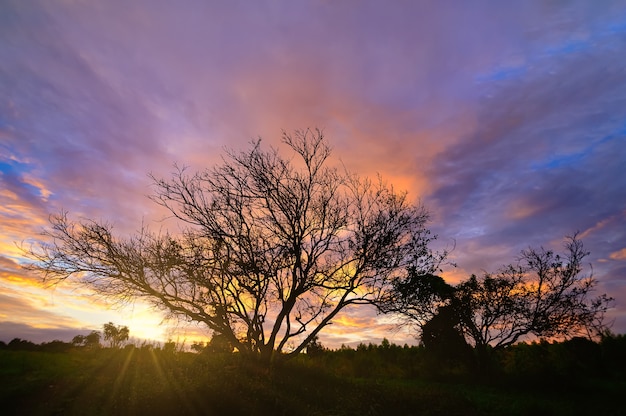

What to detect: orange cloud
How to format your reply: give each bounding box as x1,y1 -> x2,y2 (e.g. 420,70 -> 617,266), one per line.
580,210 -> 626,239
22,174 -> 53,201
610,248 -> 626,261
505,196 -> 546,220
332,314 -> 377,329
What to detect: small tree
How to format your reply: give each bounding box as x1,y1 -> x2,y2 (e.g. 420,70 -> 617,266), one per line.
162,340 -> 177,354
387,234 -> 613,354
26,129 -> 444,364
71,331 -> 102,348
82,330 -> 101,348
456,234 -> 613,352
71,335 -> 85,347
207,332 -> 234,353
103,322 -> 129,348
190,341 -> 206,353
305,335 -> 325,356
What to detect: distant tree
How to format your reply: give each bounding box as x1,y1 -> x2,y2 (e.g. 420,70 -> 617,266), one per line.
26,129 -> 444,364
207,332 -> 234,354
387,234 -> 613,357
103,322 -> 129,348
380,338 -> 391,349
190,341 -> 206,353
162,340 -> 176,354
305,335 -> 325,356
7,338 -> 37,351
85,330 -> 102,348
71,335 -> 85,347
41,340 -> 72,352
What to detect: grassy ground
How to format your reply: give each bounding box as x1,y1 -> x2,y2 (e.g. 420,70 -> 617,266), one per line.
1,348 -> 623,416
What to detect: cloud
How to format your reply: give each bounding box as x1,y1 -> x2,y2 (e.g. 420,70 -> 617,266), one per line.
0,321 -> 90,344
425,21 -> 626,270
0,292 -> 84,330
1,0 -> 626,343
610,249 -> 626,261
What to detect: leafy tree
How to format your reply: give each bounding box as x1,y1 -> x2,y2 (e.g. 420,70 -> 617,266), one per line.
40,340 -> 73,352
421,304 -> 473,367
26,129 -> 443,363
305,335 -> 325,356
7,338 -> 37,351
71,334 -> 85,346
85,330 -> 102,348
162,340 -> 177,353
103,322 -> 129,348
190,341 -> 206,353
378,270 -> 454,333
207,332 -> 234,354
388,234 -> 613,356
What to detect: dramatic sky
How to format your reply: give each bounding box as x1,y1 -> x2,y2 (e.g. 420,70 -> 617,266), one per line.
2,0 -> 626,348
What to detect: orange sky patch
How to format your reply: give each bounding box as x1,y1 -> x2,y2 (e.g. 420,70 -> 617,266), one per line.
610,248 -> 626,261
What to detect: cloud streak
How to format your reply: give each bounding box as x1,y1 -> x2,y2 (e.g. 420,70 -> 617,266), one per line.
1,0 -> 626,347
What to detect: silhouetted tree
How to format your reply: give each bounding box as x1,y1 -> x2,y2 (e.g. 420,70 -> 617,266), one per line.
378,270 -> 454,335
206,332 -> 233,353
305,335 -> 325,356
162,340 -> 176,354
40,340 -> 72,352
388,234 -> 613,362
600,332 -> 626,377
421,304 -> 473,368
103,322 -> 129,348
71,335 -> 85,346
85,330 -> 101,348
455,234 -> 613,353
7,338 -> 37,351
190,341 -> 206,353
26,129 -> 443,364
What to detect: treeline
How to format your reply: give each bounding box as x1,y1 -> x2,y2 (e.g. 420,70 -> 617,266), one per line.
296,334 -> 626,385
0,338 -> 76,353
0,337 -> 169,353
4,332 -> 626,385
25,133 -> 614,367
1,322 -> 142,353
3,333 -> 625,415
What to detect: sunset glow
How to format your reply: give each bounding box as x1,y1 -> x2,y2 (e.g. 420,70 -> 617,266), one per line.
1,0 -> 625,348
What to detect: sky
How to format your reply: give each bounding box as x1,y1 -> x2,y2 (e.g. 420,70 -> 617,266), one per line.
1,0 -> 626,349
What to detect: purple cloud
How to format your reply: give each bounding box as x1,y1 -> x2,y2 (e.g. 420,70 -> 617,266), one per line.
1,0 -> 625,345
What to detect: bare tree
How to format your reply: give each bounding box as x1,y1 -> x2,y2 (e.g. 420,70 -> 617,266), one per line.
26,129 -> 442,363
386,234 -> 613,356
455,234 -> 613,351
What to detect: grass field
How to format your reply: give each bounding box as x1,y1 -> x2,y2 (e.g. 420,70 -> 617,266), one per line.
1,345 -> 624,416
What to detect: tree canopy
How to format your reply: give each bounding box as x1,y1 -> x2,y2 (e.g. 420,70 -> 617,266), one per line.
27,129 -> 443,362
385,234 -> 613,352
103,322 -> 129,348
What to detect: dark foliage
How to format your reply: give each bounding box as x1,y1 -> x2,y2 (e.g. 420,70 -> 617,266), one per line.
2,338 -> 73,353
1,335 -> 625,415
384,234 -> 613,357
103,322 -> 130,348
